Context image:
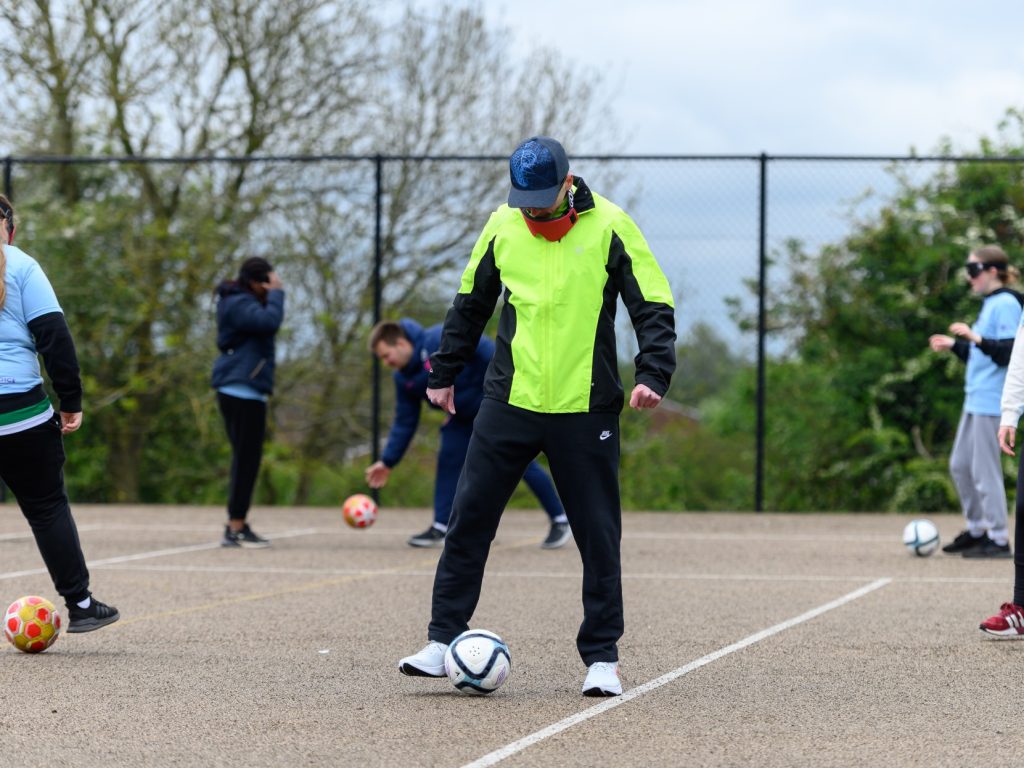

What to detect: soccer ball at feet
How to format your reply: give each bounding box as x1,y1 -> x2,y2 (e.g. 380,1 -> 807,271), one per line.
444,629 -> 511,695
4,596 -> 61,653
902,519 -> 940,557
342,494 -> 378,528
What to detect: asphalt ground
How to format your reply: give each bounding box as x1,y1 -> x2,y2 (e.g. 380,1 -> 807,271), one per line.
0,504 -> 1021,767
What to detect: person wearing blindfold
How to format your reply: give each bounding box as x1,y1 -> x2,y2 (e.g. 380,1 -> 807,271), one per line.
397,136 -> 676,697
929,245 -> 1023,558
211,257 -> 284,548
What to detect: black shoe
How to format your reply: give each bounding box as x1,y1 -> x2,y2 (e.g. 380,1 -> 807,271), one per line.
962,537 -> 1012,559
941,530 -> 985,554
407,526 -> 445,548
541,522 -> 571,549
222,524 -> 270,548
67,598 -> 120,633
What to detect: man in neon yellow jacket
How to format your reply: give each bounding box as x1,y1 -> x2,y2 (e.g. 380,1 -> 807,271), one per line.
398,136 -> 676,697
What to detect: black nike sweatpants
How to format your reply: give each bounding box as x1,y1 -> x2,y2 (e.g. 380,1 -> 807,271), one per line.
428,398 -> 623,665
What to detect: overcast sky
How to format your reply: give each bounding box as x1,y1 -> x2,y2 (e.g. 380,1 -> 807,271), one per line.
425,0 -> 1024,156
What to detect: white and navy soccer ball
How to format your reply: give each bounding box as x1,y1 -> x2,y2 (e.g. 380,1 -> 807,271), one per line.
443,629 -> 511,695
902,519 -> 940,557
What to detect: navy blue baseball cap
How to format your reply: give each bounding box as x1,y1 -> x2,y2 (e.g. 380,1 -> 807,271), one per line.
508,136 -> 570,209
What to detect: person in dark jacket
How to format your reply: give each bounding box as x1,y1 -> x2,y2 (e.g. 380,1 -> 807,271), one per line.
366,318 -> 570,548
211,257 -> 284,548
0,194 -> 119,632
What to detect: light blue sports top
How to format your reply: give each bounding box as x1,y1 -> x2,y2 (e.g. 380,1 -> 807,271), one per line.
0,245 -> 62,396
965,290 -> 1023,415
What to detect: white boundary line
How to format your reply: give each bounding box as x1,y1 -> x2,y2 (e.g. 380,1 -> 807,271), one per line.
0,528 -> 318,581
461,577 -> 892,768
0,523 -> 898,543
78,564 -> 1007,586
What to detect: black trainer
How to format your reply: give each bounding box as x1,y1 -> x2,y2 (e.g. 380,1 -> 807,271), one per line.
962,537 -> 1012,559
67,598 -> 120,633
541,522 -> 572,549
221,524 -> 270,548
407,526 -> 445,548
941,530 -> 985,554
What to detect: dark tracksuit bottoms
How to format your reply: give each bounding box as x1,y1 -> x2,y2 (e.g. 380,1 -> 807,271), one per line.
1013,450 -> 1024,607
0,414 -> 91,604
435,416 -> 565,528
217,392 -> 267,521
429,398 -> 622,665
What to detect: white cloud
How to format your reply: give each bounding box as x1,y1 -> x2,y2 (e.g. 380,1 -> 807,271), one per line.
442,0 -> 1024,154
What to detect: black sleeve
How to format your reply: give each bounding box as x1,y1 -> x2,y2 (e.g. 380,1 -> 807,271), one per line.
608,233 -> 677,396
951,338 -> 970,363
27,311 -> 83,413
979,337 -> 1016,367
428,240 -> 502,389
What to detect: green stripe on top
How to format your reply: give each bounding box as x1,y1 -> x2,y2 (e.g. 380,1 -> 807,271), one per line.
0,398 -> 50,426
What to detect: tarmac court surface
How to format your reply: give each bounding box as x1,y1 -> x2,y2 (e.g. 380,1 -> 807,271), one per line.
0,504 -> 1021,767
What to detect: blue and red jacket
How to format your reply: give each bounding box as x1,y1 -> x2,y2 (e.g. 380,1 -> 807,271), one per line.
381,318 -> 492,468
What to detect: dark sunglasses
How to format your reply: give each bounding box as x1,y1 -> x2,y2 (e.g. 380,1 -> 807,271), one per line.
965,262 -> 993,278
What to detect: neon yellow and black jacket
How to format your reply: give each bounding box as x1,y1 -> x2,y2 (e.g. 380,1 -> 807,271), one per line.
428,177 -> 676,414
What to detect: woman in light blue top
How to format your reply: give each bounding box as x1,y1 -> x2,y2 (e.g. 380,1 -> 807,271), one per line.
0,194 -> 118,632
930,245 -> 1023,558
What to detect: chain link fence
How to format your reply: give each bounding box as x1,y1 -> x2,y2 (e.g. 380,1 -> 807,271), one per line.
2,153 -> 1017,510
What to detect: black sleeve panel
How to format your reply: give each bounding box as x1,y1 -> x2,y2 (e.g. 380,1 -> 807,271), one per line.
27,311 -> 83,413
428,240 -> 502,389
608,232 -> 677,396
951,338 -> 970,363
979,336 -> 1016,367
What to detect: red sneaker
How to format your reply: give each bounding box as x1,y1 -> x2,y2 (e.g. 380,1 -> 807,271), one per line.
980,603 -> 1024,638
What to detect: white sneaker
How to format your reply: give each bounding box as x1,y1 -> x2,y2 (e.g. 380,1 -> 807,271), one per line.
582,661 -> 622,696
398,641 -> 449,677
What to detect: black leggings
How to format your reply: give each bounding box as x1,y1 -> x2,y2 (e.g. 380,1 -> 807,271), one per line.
0,414 -> 90,605
217,393 -> 267,521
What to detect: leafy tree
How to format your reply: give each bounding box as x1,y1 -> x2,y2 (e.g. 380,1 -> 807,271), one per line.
722,113 -> 1024,510
0,1 -> 611,502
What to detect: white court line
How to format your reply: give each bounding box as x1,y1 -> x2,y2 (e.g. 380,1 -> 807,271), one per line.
461,577 -> 892,768
84,563 -> 880,582
0,524 -> 900,543
623,532 -> 895,542
86,564 -> 1005,587
0,528 -> 318,581
0,524 -> 107,542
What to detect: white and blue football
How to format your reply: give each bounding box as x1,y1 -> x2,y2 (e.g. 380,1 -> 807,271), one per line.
902,519 -> 940,557
443,629 -> 511,695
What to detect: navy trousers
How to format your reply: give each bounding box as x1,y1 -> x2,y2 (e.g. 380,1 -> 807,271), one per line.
434,415 -> 564,527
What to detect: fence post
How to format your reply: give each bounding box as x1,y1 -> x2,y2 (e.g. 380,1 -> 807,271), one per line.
755,153 -> 769,512
370,155 -> 383,504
